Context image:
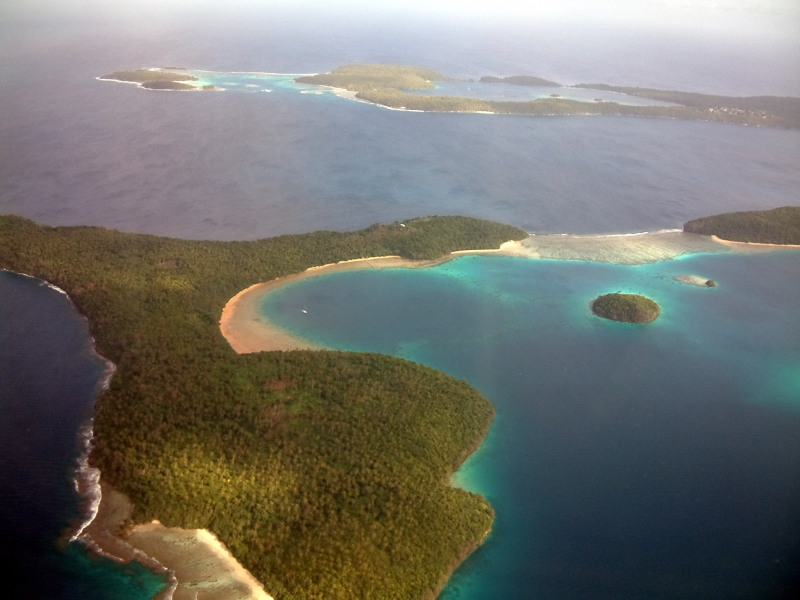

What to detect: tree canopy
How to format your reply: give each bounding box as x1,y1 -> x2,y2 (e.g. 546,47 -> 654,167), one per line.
684,206 -> 800,244
0,214 -> 527,599
592,293 -> 661,323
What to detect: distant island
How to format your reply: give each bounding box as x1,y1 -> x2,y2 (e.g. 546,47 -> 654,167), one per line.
100,64 -> 800,128
592,293 -> 661,323
99,68 -> 215,90
296,64 -> 800,128
684,206 -> 800,245
479,75 -> 561,87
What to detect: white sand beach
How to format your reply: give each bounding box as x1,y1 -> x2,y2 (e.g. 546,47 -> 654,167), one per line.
220,254 -> 453,353
219,231 -> 800,354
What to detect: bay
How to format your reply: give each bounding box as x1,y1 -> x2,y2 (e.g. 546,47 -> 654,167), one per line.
262,250 -> 800,599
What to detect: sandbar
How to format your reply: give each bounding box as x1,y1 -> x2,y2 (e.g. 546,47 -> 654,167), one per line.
674,275 -> 716,287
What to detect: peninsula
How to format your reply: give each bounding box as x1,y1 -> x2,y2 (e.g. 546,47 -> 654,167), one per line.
0,215 -> 524,600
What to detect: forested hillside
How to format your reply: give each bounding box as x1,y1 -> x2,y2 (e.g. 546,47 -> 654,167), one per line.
684,206 -> 800,244
0,215 -> 526,600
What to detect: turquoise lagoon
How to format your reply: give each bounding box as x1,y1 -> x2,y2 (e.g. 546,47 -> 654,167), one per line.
261,249 -> 800,599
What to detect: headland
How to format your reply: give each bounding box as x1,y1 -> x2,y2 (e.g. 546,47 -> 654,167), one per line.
0,215 -> 511,600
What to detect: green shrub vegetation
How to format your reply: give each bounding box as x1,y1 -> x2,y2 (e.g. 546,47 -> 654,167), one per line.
0,214 -> 527,600
592,293 -> 661,323
683,206 -> 800,245
296,64 -> 449,92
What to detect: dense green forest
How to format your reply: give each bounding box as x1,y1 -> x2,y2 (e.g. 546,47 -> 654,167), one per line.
296,64 -> 449,92
683,206 -> 800,245
0,215 -> 526,600
296,64 -> 800,128
591,293 -> 661,323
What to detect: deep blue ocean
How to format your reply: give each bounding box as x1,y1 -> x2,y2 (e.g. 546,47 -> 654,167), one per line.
1,3 -> 798,599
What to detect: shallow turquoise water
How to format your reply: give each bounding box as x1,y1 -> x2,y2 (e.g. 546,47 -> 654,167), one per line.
262,250 -> 800,599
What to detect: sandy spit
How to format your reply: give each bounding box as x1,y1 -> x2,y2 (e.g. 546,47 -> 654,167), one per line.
80,482 -> 272,600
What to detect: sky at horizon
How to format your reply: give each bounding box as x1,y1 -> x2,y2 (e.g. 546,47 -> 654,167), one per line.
5,0 -> 799,23
1,0 -> 798,95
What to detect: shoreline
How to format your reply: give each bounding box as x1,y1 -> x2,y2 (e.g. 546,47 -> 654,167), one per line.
219,231 -> 797,354
79,481 -> 273,600
49,230 -> 797,599
710,234 -> 800,250
220,253 -> 467,353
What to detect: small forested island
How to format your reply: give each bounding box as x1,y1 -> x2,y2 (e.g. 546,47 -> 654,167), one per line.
296,64 -> 800,128
99,68 -> 201,90
684,206 -> 800,245
592,293 -> 661,323
0,215 -> 526,600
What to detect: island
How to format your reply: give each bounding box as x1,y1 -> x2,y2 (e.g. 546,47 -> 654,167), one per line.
0,215 -> 526,600
99,64 -> 800,128
99,68 -> 201,90
591,293 -> 661,323
683,206 -> 800,245
295,64 -> 800,128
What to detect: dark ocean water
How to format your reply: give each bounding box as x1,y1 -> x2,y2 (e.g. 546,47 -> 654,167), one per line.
1,3 -> 798,599
0,272 -> 167,599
